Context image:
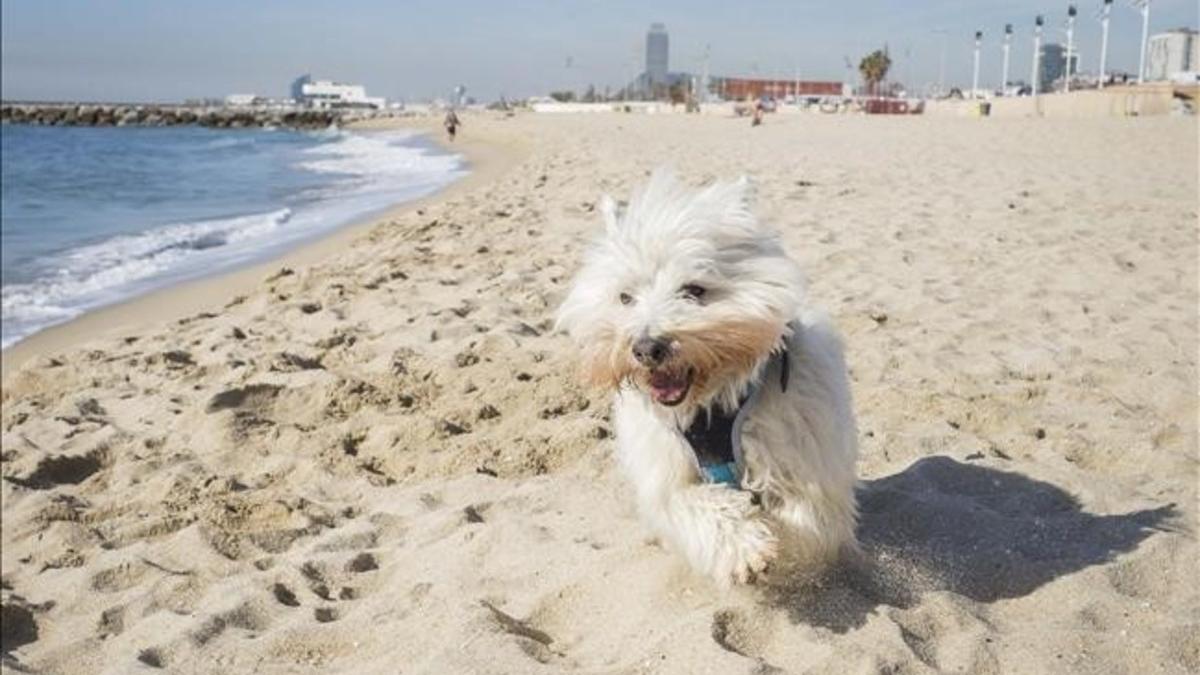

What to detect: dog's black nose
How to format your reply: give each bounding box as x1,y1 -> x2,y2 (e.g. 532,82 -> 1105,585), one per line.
632,337 -> 670,367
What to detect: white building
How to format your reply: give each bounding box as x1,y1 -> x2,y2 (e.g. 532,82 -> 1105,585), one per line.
225,94 -> 262,107
1146,29 -> 1199,82
290,75 -> 385,109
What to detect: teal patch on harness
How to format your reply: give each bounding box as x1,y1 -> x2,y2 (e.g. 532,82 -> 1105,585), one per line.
703,462 -> 739,486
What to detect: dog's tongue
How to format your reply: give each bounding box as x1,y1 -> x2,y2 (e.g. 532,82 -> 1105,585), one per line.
649,370 -> 688,405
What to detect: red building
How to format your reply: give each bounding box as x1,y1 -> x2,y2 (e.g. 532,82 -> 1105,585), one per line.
713,77 -> 843,100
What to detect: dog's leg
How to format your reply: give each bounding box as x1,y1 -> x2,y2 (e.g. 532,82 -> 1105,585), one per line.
765,491 -> 858,566
614,392 -> 777,585
653,484 -> 778,586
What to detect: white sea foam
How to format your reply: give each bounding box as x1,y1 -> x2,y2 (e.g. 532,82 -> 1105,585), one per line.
1,130 -> 464,347
298,130 -> 463,186
1,209 -> 292,347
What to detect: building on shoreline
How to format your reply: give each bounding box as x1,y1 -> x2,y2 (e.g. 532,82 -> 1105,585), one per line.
225,94 -> 264,107
1147,29 -> 1199,82
289,74 -> 385,109
1038,43 -> 1080,93
645,23 -> 669,89
709,77 -> 845,100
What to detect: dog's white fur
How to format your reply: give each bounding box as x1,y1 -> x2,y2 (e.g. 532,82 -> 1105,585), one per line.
558,170 -> 858,586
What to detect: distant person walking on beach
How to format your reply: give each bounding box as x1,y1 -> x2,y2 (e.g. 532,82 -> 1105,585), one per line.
752,100 -> 764,127
444,109 -> 461,142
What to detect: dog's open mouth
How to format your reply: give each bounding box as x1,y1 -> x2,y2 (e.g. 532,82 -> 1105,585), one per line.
648,368 -> 693,406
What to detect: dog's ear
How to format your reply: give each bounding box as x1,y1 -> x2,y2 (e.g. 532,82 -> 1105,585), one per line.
598,194 -> 620,234
696,175 -> 756,230
731,175 -> 755,207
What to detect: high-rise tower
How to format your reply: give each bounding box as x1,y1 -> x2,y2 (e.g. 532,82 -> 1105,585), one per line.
645,23 -> 669,87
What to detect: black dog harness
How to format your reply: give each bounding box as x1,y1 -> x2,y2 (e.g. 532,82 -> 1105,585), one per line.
682,344 -> 790,486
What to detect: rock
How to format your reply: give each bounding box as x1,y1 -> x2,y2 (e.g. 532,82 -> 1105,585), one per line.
1,104 -> 368,132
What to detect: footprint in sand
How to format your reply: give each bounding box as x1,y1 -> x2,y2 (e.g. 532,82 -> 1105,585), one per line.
481,600 -> 559,664
345,552 -> 378,573
300,561 -> 337,601
711,608 -> 770,659
90,561 -> 148,593
188,599 -> 271,647
1,599 -> 40,655
136,647 -> 168,669
299,551 -> 378,603
10,446 -> 110,490
204,383 -> 283,414
271,583 -> 301,608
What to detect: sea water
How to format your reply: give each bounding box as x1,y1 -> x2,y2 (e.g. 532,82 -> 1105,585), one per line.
0,124 -> 465,347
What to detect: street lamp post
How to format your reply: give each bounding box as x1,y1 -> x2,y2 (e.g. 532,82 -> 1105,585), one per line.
972,31 -> 983,98
1099,0 -> 1113,88
1002,24 -> 1013,95
1065,5 -> 1077,93
1032,15 -> 1044,97
1135,0 -> 1151,83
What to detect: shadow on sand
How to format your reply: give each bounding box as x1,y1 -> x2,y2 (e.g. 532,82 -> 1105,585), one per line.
766,456 -> 1177,633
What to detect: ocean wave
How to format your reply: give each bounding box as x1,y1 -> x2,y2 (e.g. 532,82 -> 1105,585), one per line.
1,128 -> 465,348
1,209 -> 291,347
298,131 -> 462,181
205,136 -> 257,150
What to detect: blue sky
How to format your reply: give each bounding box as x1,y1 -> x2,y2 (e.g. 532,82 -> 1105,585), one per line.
2,0 -> 1196,102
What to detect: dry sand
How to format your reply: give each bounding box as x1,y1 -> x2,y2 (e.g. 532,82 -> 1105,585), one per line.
1,111 -> 1196,674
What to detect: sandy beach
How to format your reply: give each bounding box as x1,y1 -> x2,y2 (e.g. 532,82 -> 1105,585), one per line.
2,111 -> 1197,674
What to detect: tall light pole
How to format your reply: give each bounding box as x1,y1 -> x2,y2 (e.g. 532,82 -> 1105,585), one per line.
1064,5 -> 1077,92
1032,15 -> 1044,97
1134,0 -> 1151,83
1001,24 -> 1013,95
972,31 -> 983,98
1099,0 -> 1113,88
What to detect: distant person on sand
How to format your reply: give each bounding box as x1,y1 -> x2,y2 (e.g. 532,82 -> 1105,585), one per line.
752,100 -> 764,127
444,109 -> 461,142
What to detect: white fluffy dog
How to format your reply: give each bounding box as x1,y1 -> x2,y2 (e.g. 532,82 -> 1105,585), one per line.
557,171 -> 859,586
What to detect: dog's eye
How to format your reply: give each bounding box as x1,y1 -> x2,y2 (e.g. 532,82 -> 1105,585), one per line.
619,292 -> 633,305
680,284 -> 707,301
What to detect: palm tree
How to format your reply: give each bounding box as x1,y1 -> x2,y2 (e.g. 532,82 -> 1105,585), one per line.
858,49 -> 892,97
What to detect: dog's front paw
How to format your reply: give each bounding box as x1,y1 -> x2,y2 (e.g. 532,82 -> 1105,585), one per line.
727,515 -> 777,585
703,486 -> 778,584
